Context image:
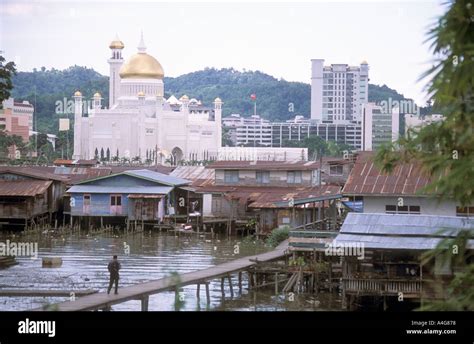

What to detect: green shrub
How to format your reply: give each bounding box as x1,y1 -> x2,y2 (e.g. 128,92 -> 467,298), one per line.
266,226 -> 290,247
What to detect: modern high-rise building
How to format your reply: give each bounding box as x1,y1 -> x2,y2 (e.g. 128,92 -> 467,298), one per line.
311,59 -> 369,123
361,103 -> 400,151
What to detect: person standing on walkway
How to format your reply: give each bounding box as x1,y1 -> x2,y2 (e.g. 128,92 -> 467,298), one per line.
107,255 -> 121,295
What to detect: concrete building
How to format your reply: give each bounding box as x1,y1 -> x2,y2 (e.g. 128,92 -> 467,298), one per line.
311,59 -> 369,123
361,103 -> 400,151
271,120 -> 362,150
0,98 -> 34,142
404,113 -> 444,136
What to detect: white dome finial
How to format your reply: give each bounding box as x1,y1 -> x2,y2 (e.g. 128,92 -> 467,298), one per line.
138,31 -> 146,53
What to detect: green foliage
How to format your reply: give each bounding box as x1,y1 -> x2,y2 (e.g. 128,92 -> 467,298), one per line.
418,229 -> 474,311
11,66 -> 108,134
266,225 -> 290,247
373,1 -> 474,311
0,55 -> 17,107
289,256 -> 306,267
375,0 -> 474,207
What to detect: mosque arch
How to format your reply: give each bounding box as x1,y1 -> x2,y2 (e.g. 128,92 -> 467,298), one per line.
171,147 -> 184,166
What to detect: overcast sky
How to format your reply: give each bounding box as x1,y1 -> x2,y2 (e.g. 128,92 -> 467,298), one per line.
1,0 -> 446,104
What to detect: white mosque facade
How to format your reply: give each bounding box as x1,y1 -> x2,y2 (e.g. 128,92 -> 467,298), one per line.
72,34 -> 222,164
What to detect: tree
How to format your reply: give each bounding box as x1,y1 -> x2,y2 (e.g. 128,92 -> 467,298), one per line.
375,0 -> 474,207
0,55 -> 16,107
375,0 -> 474,311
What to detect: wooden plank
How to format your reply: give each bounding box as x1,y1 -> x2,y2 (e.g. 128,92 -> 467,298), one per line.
32,241 -> 289,311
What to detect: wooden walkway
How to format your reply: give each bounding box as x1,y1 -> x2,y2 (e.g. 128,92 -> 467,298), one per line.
33,241 -> 289,311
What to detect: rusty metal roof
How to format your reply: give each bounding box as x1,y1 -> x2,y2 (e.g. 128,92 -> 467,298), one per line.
0,167 -> 67,182
342,151 -> 434,196
206,159 -> 349,171
198,184 -> 341,208
170,166 -> 215,189
0,180 -> 52,196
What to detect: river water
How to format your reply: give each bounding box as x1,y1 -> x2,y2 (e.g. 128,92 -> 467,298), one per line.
0,230 -> 341,311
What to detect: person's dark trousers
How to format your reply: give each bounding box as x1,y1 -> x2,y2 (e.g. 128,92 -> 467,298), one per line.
108,275 -> 119,294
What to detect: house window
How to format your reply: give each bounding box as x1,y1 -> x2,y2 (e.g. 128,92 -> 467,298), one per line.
224,170 -> 239,184
329,165 -> 343,176
83,195 -> 91,206
287,171 -> 302,184
456,206 -> 474,217
111,195 -> 122,206
256,171 -> 270,184
385,205 -> 420,214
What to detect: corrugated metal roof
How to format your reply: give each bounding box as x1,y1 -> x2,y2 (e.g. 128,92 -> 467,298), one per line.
333,213 -> 474,250
206,159 -> 348,171
0,167 -> 67,182
67,185 -> 173,194
198,184 -> 341,208
342,151 -> 440,196
0,180 -> 52,196
170,166 -> 215,189
123,169 -> 190,186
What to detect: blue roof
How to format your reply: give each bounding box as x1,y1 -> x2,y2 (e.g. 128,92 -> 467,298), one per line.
123,169 -> 190,186
333,213 -> 474,250
67,185 -> 173,195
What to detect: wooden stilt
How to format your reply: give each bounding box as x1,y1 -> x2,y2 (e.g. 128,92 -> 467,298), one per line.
220,277 -> 225,297
275,273 -> 279,294
205,282 -> 210,304
238,271 -> 242,293
196,283 -> 200,299
141,295 -> 149,311
227,275 -> 234,298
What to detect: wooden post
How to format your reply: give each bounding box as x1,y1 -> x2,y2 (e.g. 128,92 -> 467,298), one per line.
141,295 -> 149,311
227,275 -> 234,298
238,272 -> 242,293
221,277 -> 225,297
205,282 -> 210,304
329,261 -> 333,292
100,216 -> 103,228
196,283 -> 200,299
275,273 -> 279,294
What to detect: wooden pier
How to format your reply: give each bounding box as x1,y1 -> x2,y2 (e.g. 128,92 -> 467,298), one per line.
32,241 -> 289,311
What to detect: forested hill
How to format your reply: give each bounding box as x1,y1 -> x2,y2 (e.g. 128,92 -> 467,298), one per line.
11,66 -> 419,134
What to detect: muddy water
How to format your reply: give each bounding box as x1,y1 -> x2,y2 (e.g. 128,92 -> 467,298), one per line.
0,231 -> 340,311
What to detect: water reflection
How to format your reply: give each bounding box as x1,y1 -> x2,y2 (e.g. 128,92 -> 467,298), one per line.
0,231 -> 340,311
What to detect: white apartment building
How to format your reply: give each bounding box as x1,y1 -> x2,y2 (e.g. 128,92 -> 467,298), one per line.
311,59 -> 369,124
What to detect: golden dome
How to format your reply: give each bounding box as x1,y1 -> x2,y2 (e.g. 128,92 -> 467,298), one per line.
214,97 -> 222,103
109,40 -> 124,50
93,92 -> 101,98
137,91 -> 145,97
74,91 -> 82,97
361,60 -> 368,65
119,53 -> 164,79
179,95 -> 189,101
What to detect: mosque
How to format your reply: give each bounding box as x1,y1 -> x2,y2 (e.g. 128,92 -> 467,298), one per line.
72,34 -> 222,164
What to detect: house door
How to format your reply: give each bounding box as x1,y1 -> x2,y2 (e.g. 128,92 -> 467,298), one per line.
83,195 -> 91,214
110,195 -> 122,215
